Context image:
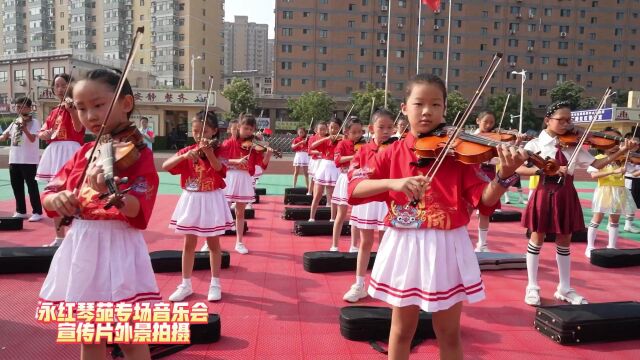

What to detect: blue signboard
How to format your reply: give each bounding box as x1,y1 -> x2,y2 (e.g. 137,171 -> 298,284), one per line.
571,108 -> 613,123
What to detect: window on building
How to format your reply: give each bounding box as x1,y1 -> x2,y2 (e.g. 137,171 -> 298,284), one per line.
14,70 -> 26,81
320,30 -> 328,38
32,68 -> 45,80
280,78 -> 291,86
0,71 -> 7,82
283,11 -> 293,19
318,80 -> 327,88
320,13 -> 328,21
558,42 -> 568,49
557,58 -> 568,66
53,67 -> 65,75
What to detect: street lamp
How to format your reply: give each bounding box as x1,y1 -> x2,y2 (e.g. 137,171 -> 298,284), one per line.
191,54 -> 203,91
511,69 -> 526,133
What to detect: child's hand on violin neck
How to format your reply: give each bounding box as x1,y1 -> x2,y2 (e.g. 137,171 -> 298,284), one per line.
390,176 -> 430,202
620,138 -> 639,153
50,190 -> 80,217
496,144 -> 529,177
87,164 -> 110,193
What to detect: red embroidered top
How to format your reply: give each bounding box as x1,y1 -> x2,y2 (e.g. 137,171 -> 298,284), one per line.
314,136 -> 339,160
347,132 -> 497,230
168,144 -> 227,192
307,134 -> 321,160
43,106 -> 85,144
334,139 -> 355,171
292,136 -> 308,152
41,143 -> 159,230
219,137 -> 268,176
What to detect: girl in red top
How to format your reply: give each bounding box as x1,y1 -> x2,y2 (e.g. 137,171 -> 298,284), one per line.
220,114 -> 273,254
38,69 -> 160,359
164,110 -> 233,302
307,122 -> 328,196
343,109 -> 394,303
291,126 -> 310,188
36,73 -> 86,246
309,118 -> 342,221
330,117 -> 363,251
348,74 -> 528,359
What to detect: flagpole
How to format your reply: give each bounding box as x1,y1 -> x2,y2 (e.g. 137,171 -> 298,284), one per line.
445,0 -> 452,88
384,0 -> 391,108
416,0 -> 422,74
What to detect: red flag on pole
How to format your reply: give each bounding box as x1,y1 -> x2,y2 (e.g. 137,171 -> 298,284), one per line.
422,0 -> 441,12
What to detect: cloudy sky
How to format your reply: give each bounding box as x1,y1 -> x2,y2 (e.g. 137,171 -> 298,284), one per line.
224,0 -> 276,38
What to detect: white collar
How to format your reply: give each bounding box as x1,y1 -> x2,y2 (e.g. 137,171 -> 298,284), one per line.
539,129 -> 558,146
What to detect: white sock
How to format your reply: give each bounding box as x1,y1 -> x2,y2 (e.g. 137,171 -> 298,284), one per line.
587,222 -> 599,249
503,192 -> 509,202
608,222 -> 619,248
526,241 -> 541,288
625,216 -> 634,228
210,277 -> 220,287
478,227 -> 488,246
517,189 -> 525,202
556,245 -> 571,291
182,278 -> 192,287
355,276 -> 365,286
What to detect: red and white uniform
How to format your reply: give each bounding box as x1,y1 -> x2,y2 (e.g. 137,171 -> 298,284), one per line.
331,139 -> 355,205
307,134 -> 320,179
38,143 -> 160,304
219,137 -> 268,203
349,141 -> 388,230
347,132 -> 497,312
36,106 -> 85,182
313,136 -> 340,186
168,144 -> 234,237
292,136 -> 310,167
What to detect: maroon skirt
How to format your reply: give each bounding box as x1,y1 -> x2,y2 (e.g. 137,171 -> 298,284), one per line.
521,175 -> 585,235
481,163 -> 501,210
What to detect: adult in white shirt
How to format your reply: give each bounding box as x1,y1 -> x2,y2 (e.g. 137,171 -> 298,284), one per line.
0,97 -> 43,221
138,117 -> 154,150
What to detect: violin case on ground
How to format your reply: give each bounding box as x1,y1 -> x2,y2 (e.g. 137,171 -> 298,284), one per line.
294,220 -> 349,236
490,210 -> 522,222
284,187 -> 308,195
225,222 -> 249,236
590,248 -> 640,268
282,207 -> 331,221
340,306 -> 435,354
284,194 -> 327,206
0,246 -> 57,274
476,252 -> 526,271
303,251 -> 376,273
254,187 -> 267,195
525,229 -> 587,242
231,208 -> 255,220
0,217 -> 24,230
534,302 -> 640,344
149,250 -> 230,273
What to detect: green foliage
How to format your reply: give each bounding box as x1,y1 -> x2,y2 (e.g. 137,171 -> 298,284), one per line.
614,90 -> 629,106
579,97 -> 598,110
485,92 -> 539,132
221,78 -> 257,120
350,84 -> 399,123
287,91 -> 335,129
445,91 -> 468,125
549,81 -> 585,110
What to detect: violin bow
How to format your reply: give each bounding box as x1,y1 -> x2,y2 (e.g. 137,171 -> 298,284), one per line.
50,66 -> 77,139
496,92 -> 511,131
565,87 -> 613,177
425,53 -> 503,182
367,98 -> 376,142
304,117 -> 314,141
199,75 -> 215,141
339,104 -> 356,135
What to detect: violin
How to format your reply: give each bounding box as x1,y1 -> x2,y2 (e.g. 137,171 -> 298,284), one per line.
558,128 -> 624,150
378,136 -> 399,151
196,138 -> 220,158
240,136 -> 283,158
413,127 -> 560,175
328,134 -> 345,144
353,137 -> 366,152
486,129 -> 532,142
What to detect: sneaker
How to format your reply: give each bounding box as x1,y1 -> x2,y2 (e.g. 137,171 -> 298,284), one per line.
343,283 -> 368,303
12,212 -> 28,219
308,218 -> 315,222
230,203 -> 236,210
348,245 -> 359,253
523,200 -> 528,205
329,246 -> 339,252
200,243 -> 209,252
329,219 -> 335,222
306,192 -> 312,196
524,285 -> 541,306
554,287 -> 588,305
624,224 -> 640,233
475,243 -> 490,252
504,198 -> 511,204
168,284 -> 193,302
584,246 -> 594,259
246,203 -> 253,210
45,238 -> 63,247
207,285 -> 222,301
235,242 -> 249,254
28,213 -> 43,222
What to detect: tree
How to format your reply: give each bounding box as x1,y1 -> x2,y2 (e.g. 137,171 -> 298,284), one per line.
221,78 -> 257,120
485,92 -> 539,132
287,91 -> 335,129
614,89 -> 629,107
579,97 -> 598,110
350,84 -> 399,122
445,91 -> 468,125
549,81 -> 585,110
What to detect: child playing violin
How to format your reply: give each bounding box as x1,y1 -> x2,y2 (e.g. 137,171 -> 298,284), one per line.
291,126 -> 310,188
309,118 -> 342,221
517,101 -> 638,306
307,123 -> 327,196
623,130 -> 640,233
164,110 -> 232,302
349,74 -> 529,359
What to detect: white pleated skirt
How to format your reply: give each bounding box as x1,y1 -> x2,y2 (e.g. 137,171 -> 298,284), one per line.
308,158 -> 318,179
331,172 -> 349,205
368,227 -> 485,313
252,165 -> 264,188
36,141 -> 81,182
39,220 -> 161,303
224,169 -> 255,203
592,185 -> 637,215
350,201 -> 388,230
170,190 -> 234,237
314,159 -> 340,186
293,151 -> 310,167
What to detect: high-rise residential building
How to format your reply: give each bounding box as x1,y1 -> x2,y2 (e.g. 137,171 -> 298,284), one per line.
274,0 -> 640,108
223,16 -> 273,95
0,0 -> 224,91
